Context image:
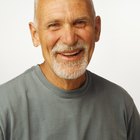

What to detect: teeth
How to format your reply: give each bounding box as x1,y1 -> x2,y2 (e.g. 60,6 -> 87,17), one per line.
62,50 -> 80,56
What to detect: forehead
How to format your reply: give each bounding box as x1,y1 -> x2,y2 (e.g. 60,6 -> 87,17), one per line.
36,0 -> 94,21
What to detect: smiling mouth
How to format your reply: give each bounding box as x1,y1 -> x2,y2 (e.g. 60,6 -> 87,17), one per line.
57,49 -> 84,61
60,50 -> 82,57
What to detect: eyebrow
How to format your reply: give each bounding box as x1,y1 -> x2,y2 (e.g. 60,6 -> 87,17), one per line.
45,16 -> 91,26
74,16 -> 90,21
46,20 -> 61,24
73,16 -> 90,23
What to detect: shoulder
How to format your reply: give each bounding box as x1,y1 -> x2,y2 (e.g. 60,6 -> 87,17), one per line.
88,71 -> 140,134
87,70 -> 135,115
0,66 -> 36,89
88,70 -> 132,98
0,66 -> 37,105
0,66 -> 37,132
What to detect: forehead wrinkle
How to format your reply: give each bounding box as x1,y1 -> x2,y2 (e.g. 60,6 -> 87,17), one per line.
35,0 -> 95,14
35,0 -> 95,24
37,1 -> 66,21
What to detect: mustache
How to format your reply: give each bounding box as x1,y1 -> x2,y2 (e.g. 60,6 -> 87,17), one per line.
52,42 -> 86,54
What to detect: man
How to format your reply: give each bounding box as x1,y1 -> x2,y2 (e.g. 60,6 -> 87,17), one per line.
0,0 -> 140,139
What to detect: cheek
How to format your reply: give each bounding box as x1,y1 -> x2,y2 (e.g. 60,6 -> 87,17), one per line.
77,29 -> 95,61
77,28 -> 95,45
43,32 -> 60,49
39,31 -> 61,57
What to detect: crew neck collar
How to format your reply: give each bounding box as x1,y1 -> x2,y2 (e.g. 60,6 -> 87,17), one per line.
34,65 -> 91,98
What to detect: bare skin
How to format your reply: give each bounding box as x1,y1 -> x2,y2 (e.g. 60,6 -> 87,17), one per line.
29,0 -> 101,90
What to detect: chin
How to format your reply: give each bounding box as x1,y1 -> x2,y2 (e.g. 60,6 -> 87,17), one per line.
52,62 -> 87,80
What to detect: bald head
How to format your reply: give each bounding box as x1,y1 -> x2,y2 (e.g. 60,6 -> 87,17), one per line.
34,0 -> 96,24
34,0 -> 38,22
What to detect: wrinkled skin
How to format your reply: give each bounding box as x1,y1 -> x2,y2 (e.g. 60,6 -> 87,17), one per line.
29,0 -> 101,90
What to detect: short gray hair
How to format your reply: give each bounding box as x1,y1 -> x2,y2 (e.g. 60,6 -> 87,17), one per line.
34,0 -> 96,23
34,0 -> 38,23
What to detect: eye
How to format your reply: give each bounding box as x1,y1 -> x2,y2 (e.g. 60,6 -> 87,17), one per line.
74,20 -> 87,28
47,22 -> 61,31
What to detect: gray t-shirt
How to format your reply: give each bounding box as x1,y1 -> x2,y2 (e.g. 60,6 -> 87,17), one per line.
0,65 -> 140,140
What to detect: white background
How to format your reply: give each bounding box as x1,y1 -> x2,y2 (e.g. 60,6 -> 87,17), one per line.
0,0 -> 140,112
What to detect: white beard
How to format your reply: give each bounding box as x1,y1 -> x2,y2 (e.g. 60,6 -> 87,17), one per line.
51,42 -> 88,80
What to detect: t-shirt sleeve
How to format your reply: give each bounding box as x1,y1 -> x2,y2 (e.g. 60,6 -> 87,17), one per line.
0,127 -> 4,140
127,104 -> 140,140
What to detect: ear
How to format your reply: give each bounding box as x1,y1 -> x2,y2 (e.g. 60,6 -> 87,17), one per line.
94,16 -> 101,42
29,22 -> 40,47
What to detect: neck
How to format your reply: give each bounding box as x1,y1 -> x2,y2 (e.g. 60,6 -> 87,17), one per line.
39,63 -> 86,90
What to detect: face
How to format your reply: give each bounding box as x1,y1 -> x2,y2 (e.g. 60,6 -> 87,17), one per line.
29,0 -> 101,80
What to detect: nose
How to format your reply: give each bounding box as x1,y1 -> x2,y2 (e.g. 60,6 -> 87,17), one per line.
61,25 -> 78,46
